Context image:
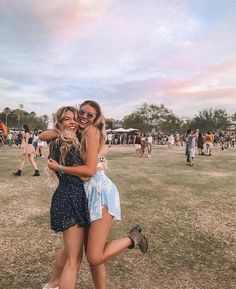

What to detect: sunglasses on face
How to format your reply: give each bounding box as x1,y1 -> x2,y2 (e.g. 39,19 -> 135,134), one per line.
78,109 -> 95,120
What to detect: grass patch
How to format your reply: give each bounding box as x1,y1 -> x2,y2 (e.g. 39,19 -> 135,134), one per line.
0,144 -> 236,289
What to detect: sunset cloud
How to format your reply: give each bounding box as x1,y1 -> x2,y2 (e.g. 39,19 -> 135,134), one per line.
0,0 -> 235,119
165,59 -> 236,99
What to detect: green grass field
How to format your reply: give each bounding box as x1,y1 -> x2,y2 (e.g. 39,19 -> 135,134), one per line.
0,144 -> 235,289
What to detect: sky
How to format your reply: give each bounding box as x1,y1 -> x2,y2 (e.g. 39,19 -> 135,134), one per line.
0,0 -> 235,120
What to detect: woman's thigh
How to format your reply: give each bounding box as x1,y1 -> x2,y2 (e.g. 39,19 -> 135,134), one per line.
29,153 -> 35,161
87,207 -> 113,257
63,226 -> 85,260
21,154 -> 28,160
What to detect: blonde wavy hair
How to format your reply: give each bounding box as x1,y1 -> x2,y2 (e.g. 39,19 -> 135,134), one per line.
79,100 -> 106,161
52,106 -> 80,165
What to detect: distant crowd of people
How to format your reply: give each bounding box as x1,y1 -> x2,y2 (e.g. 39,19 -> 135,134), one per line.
1,128 -> 235,167
106,130 -> 235,161
0,129 -> 47,157
185,129 -> 235,167
106,130 -> 235,147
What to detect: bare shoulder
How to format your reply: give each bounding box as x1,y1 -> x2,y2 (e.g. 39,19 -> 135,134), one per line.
87,126 -> 100,138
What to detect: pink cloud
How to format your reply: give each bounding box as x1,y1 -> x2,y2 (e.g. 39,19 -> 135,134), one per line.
31,0 -> 109,43
165,58 -> 236,99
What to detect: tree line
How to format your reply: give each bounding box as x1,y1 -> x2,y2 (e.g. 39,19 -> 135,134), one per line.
1,103 -> 235,133
0,105 -> 49,131
121,103 -> 236,133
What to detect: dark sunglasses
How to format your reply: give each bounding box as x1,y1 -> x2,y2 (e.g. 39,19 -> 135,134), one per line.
78,109 -> 95,120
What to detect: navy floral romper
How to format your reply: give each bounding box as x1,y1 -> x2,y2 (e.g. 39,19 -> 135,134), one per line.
50,140 -> 90,232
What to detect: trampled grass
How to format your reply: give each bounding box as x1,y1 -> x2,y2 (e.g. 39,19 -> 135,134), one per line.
0,144 -> 235,289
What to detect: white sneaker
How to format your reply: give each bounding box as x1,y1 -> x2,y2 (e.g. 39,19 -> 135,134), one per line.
43,283 -> 59,289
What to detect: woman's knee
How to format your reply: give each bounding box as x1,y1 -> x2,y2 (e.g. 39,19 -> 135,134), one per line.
21,154 -> 26,160
87,253 -> 103,266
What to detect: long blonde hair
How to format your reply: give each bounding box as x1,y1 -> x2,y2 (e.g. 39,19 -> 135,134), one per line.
79,100 -> 106,161
52,106 -> 80,165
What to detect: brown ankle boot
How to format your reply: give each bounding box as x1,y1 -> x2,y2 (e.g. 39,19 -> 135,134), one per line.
130,224 -> 142,234
13,170 -> 21,176
128,226 -> 148,253
128,225 -> 142,249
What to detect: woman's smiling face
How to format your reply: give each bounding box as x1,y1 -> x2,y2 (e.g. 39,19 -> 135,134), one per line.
78,104 -> 97,129
61,110 -> 79,132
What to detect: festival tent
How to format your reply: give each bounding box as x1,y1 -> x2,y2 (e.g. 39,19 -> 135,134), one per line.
0,121 -> 9,135
106,128 -> 140,133
126,128 -> 139,132
112,128 -> 129,133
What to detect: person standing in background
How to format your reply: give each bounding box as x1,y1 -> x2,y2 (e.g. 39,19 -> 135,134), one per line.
197,131 -> 205,155
32,128 -> 39,154
12,124 -> 40,176
147,132 -> 153,158
205,131 -> 213,156
107,132 -> 113,147
134,132 -> 142,157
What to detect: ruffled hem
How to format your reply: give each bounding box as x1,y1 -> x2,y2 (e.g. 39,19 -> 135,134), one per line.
90,207 -> 121,222
51,219 -> 90,233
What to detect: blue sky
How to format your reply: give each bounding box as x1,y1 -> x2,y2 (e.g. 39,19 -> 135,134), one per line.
0,0 -> 235,120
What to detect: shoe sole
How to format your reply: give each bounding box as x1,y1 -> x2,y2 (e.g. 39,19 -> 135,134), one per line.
139,235 -> 148,253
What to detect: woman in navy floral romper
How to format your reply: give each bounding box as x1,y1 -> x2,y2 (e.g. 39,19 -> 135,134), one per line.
48,106 -> 90,289
50,140 -> 90,233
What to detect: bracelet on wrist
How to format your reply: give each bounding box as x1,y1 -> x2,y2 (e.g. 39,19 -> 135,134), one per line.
59,164 -> 64,174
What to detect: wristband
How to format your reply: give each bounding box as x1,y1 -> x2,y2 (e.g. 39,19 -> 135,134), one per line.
59,164 -> 64,174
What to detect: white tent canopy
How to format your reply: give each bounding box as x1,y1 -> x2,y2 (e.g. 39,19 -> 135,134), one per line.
106,128 -> 140,133
126,128 -> 139,132
112,128 -> 129,133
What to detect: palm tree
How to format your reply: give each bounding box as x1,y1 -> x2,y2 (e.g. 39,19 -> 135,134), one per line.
15,104 -> 25,129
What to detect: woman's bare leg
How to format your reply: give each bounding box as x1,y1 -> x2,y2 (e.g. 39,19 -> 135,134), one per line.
86,207 -> 133,266
90,264 -> 106,289
59,226 -> 84,289
84,229 -> 107,289
47,248 -> 67,288
19,154 -> 27,170
45,237 -> 107,289
29,153 -> 38,170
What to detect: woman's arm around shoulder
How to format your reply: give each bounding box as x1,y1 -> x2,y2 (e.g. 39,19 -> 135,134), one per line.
63,125 -> 100,177
39,129 -> 59,142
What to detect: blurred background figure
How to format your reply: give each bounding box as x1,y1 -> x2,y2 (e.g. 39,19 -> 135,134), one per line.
12,124 -> 40,176
197,131 -> 205,155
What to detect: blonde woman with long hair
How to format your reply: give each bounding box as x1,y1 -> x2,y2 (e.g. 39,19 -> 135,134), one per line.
42,100 -> 148,289
45,106 -> 90,289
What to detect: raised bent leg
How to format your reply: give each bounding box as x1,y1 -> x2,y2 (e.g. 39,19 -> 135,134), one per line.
86,207 -> 133,266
